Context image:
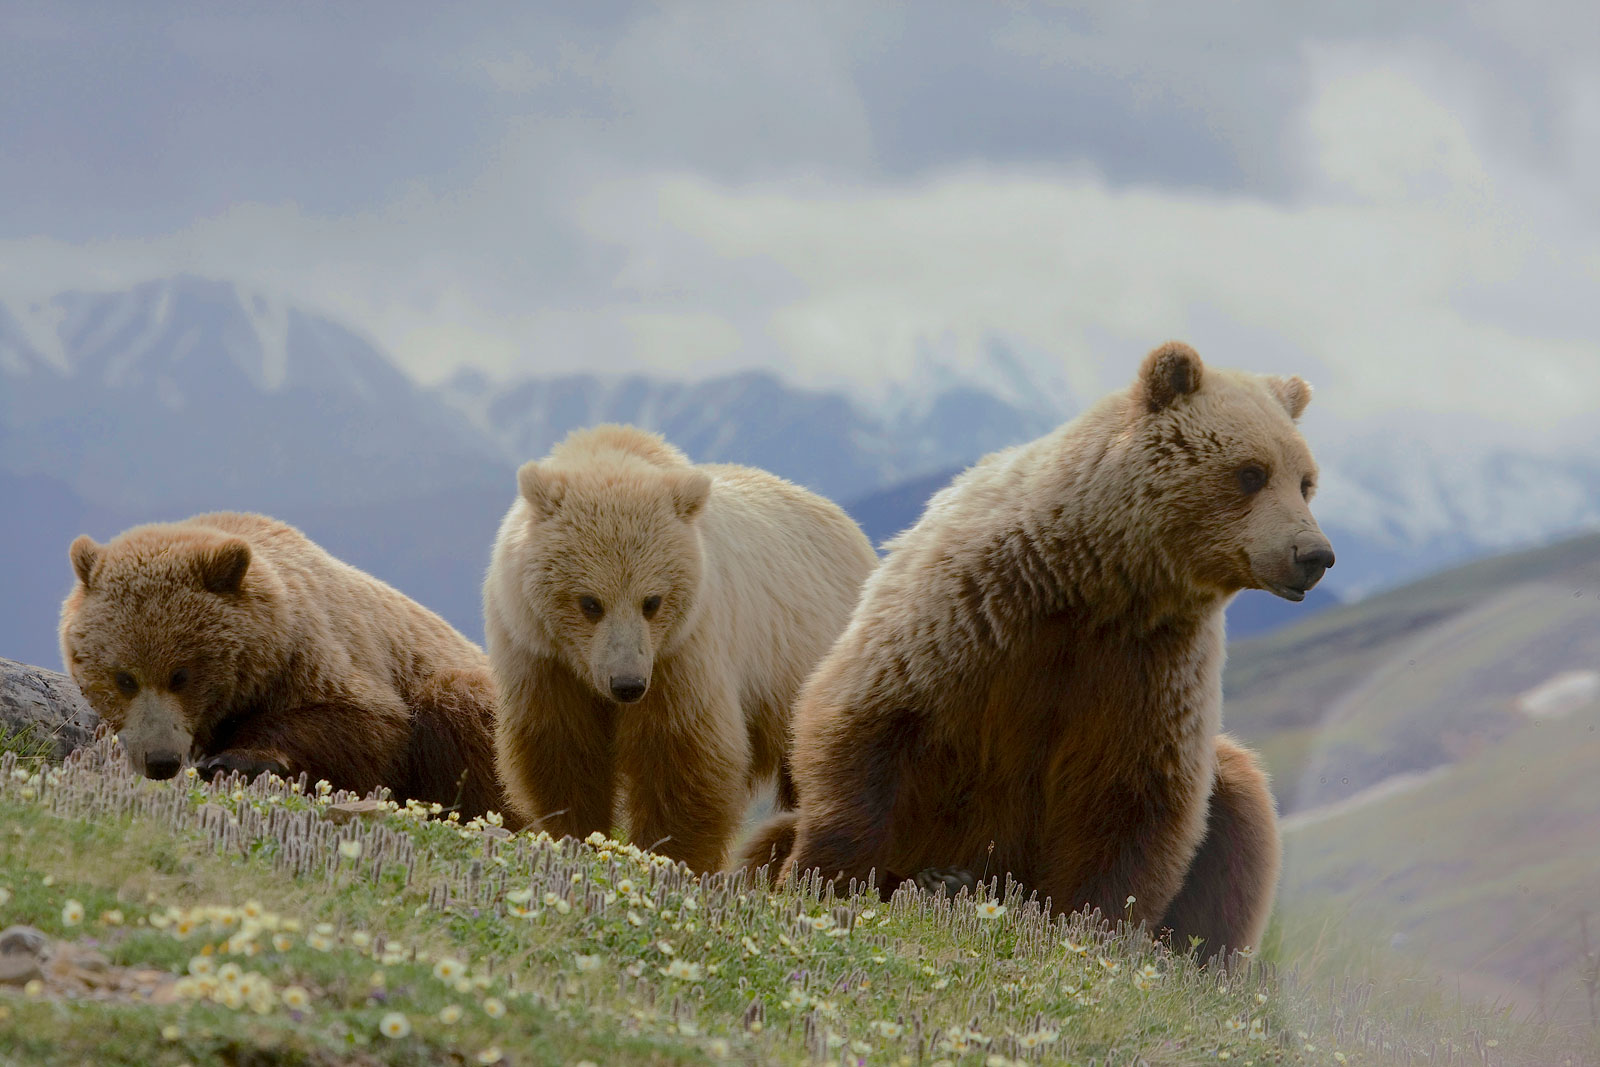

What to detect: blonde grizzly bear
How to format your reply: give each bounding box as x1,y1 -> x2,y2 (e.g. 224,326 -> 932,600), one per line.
484,425 -> 877,873
741,344 -> 1332,956
60,512 -> 516,823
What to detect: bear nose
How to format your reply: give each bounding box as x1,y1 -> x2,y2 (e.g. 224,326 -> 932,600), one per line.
144,753 -> 183,780
1293,542 -> 1335,588
609,676 -> 648,703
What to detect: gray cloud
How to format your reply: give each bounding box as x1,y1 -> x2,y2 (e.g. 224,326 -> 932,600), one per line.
2,1 -> 1597,446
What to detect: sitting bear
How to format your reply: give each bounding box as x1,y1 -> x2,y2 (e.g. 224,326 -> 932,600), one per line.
60,512 -> 514,822
741,343 -> 1332,956
484,425 -> 877,872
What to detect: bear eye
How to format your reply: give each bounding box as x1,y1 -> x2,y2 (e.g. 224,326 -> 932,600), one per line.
1300,476 -> 1315,500
578,596 -> 604,621
642,595 -> 662,619
1236,464 -> 1268,496
169,668 -> 190,692
114,671 -> 138,696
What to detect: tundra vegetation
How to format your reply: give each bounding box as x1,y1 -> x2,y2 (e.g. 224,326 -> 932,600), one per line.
0,734 -> 1593,1067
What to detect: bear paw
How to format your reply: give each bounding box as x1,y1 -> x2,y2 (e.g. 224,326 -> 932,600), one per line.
912,866 -> 979,899
195,752 -> 291,784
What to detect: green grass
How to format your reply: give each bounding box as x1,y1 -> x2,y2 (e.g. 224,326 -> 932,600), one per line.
0,723 -> 52,765
0,740 -> 1594,1067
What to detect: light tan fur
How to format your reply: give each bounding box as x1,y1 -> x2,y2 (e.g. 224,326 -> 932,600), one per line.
59,512 -> 515,822
485,424 -> 877,872
748,343 -> 1330,955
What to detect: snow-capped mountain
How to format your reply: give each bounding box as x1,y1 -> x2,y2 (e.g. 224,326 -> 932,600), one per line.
433,363 -> 1061,505
0,276 -> 508,515
5,274 -> 1600,668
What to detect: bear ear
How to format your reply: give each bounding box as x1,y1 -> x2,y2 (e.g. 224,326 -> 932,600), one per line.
667,470 -> 712,522
1269,375 -> 1312,421
1137,341 -> 1204,413
197,539 -> 251,596
517,461 -> 567,519
69,535 -> 100,589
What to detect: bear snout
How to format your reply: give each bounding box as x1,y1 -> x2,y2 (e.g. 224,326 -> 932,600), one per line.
609,676 -> 649,703
143,752 -> 184,780
1290,537 -> 1335,591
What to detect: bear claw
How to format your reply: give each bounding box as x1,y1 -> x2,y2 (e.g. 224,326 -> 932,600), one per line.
195,752 -> 291,784
912,866 -> 979,899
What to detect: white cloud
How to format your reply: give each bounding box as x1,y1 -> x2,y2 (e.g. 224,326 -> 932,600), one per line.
2,30 -> 1596,460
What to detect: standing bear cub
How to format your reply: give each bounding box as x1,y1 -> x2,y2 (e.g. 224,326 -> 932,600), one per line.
485,425 -> 877,872
742,343 -> 1332,956
60,512 -> 515,823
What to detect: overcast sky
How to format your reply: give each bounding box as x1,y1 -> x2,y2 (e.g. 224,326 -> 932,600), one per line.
3,1 -> 1598,442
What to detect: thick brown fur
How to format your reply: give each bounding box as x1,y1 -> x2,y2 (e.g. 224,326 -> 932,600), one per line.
485,425 -> 876,872
750,343 -> 1330,954
59,512 -> 517,823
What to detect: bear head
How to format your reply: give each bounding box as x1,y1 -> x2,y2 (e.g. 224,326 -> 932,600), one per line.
506,449 -> 711,705
1128,341 -> 1334,603
59,523 -> 277,779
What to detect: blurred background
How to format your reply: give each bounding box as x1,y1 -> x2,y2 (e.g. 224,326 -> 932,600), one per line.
2,0 -> 1597,1027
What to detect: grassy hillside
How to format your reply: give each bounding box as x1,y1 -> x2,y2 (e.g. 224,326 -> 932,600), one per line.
2,738 -> 1592,1066
1219,529 -> 1600,1029
1277,694 -> 1600,1028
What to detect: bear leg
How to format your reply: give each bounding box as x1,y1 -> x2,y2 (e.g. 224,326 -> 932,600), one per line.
784,706 -> 923,891
615,670 -> 750,873
494,657 -> 619,843
735,810 -> 799,875
200,701 -> 410,799
404,667 -> 518,826
1158,735 -> 1281,960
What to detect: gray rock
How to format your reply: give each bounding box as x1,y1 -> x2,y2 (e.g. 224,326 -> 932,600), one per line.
0,925 -> 51,959
0,657 -> 100,760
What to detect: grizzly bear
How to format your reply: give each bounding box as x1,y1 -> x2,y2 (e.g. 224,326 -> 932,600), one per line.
60,512 -> 516,823
484,425 -> 877,873
740,343 -> 1331,956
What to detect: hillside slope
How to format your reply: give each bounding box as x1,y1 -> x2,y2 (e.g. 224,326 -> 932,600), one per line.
1222,531 -> 1600,810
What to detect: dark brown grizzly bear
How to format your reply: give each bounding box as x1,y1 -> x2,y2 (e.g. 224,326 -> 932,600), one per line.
59,511 -> 517,823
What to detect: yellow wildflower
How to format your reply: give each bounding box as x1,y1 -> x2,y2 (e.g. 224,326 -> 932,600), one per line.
483,997 -> 506,1019
61,899 -> 85,925
378,1012 -> 411,1039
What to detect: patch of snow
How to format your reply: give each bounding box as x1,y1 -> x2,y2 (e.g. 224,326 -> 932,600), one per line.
77,290 -> 144,372
236,283 -> 290,392
0,297 -> 70,374
1514,669 -> 1600,721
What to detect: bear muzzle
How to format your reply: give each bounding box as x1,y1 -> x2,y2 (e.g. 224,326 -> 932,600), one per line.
117,692 -> 194,780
